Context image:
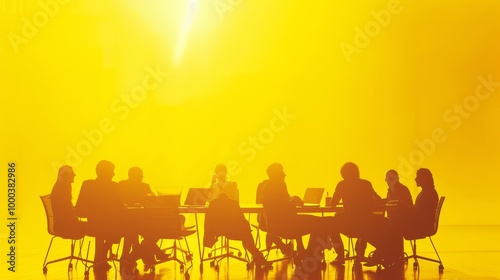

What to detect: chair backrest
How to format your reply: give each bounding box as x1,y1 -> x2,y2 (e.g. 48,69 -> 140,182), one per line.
255,180 -> 268,204
40,194 -> 55,236
156,192 -> 181,207
143,206 -> 184,238
431,196 -> 445,236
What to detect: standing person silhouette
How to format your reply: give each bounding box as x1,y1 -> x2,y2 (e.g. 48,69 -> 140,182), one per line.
51,165 -> 87,237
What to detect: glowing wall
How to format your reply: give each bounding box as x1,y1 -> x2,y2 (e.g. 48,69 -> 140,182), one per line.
1,0 -> 500,244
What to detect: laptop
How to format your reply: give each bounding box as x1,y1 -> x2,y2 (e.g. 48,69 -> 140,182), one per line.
183,188 -> 210,206
302,188 -> 325,207
155,191 -> 182,207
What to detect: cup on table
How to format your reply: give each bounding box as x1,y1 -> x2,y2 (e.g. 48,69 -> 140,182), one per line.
325,196 -> 332,206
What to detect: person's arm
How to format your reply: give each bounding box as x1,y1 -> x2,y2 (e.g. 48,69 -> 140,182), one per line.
207,177 -> 219,202
227,181 -> 239,201
370,183 -> 382,200
330,182 -> 343,207
403,186 -> 413,206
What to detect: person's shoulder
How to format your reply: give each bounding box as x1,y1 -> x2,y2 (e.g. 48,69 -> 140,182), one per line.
398,182 -> 410,191
360,178 -> 373,187
336,180 -> 347,188
81,179 -> 95,186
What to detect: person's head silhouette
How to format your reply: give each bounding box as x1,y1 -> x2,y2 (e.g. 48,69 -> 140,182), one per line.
340,162 -> 360,181
415,168 -> 434,189
128,166 -> 143,182
267,163 -> 286,182
385,169 -> 399,189
96,160 -> 115,181
57,165 -> 75,184
214,164 -> 228,182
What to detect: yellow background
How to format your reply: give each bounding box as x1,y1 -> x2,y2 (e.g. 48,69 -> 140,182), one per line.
1,2 -> 500,271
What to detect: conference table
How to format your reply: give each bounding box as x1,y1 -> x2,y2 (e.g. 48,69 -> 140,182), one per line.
127,203 -> 391,268
176,204 -> 345,264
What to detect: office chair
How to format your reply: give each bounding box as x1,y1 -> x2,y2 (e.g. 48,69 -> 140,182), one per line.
252,182 -> 293,264
201,193 -> 253,272
404,196 -> 445,272
40,194 -> 92,274
142,206 -> 196,279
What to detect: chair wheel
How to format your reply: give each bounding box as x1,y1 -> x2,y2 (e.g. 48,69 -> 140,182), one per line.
238,252 -> 242,257
210,261 -> 215,267
208,253 -> 212,257
214,264 -> 219,271
68,263 -> 73,269
43,267 -> 48,274
439,264 -> 444,272
413,262 -> 418,270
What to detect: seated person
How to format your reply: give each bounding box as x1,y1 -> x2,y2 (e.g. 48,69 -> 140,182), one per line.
207,164 -> 238,203
330,165 -> 382,265
118,167 -> 167,267
75,160 -> 125,271
50,165 -> 88,237
392,168 -> 438,238
262,163 -> 341,265
256,179 -> 292,256
330,162 -> 402,267
203,193 -> 270,267
385,169 -> 413,222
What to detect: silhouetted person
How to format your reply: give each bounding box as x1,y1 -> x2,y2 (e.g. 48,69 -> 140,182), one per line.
256,179 -> 292,256
118,167 -> 160,266
50,166 -> 88,237
385,169 -> 413,219
363,169 -> 412,267
394,168 -> 438,238
119,167 -> 154,206
262,163 -> 341,266
207,164 -> 238,202
75,160 -> 125,272
330,162 -> 401,267
203,193 -> 271,268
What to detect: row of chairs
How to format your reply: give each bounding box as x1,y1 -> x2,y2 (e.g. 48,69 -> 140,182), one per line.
40,195 -> 196,279
40,193 -> 446,278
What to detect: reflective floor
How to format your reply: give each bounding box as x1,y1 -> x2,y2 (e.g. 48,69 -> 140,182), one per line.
9,225 -> 500,280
